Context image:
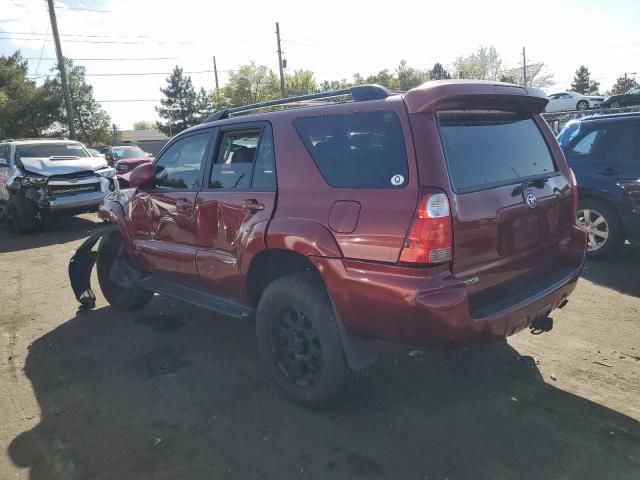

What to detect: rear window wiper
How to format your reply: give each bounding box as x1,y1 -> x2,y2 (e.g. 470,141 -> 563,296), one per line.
511,177 -> 549,197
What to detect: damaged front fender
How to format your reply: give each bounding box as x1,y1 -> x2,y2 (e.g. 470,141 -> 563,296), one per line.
68,225 -> 115,309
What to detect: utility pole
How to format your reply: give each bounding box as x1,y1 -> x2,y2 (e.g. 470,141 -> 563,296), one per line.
275,22 -> 285,97
522,46 -> 527,86
46,0 -> 76,139
212,56 -> 219,92
112,124 -> 118,144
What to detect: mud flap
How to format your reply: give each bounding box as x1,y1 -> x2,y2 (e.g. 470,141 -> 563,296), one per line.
68,225 -> 115,310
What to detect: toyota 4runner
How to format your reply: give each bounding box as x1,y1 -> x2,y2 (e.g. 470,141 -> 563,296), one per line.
70,81 -> 587,407
0,139 -> 118,233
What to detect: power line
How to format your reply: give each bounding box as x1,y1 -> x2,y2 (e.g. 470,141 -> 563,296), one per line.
0,36 -> 196,45
96,99 -> 160,103
83,70 -> 233,77
23,56 -> 179,61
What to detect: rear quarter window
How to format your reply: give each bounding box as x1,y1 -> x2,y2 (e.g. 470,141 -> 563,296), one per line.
438,111 -> 556,193
294,110 -> 409,188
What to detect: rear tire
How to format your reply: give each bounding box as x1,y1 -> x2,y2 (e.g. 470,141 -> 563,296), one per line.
8,194 -> 37,234
576,198 -> 624,260
576,100 -> 589,111
256,271 -> 365,408
97,230 -> 153,309
611,101 -> 621,108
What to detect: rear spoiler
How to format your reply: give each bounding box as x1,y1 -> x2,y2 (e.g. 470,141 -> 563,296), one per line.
403,80 -> 548,114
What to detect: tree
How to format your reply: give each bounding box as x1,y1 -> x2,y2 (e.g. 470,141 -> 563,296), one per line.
500,75 -> 517,84
396,60 -> 427,91
571,66 -> 600,94
609,75 -> 639,95
132,120 -> 154,130
221,63 -> 279,107
156,66 -> 198,136
429,62 -> 451,81
194,87 -> 216,122
44,59 -> 112,145
285,70 -> 317,96
0,51 -> 58,139
453,46 -> 502,80
502,61 -> 555,89
318,79 -> 351,92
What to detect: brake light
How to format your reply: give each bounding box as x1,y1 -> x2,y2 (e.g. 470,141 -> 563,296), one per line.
569,168 -> 578,216
399,191 -> 453,264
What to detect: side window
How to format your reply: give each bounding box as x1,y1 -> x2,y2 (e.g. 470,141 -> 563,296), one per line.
294,110 -> 409,188
209,127 -> 275,190
569,128 -> 609,156
154,131 -> 210,190
603,124 -> 637,163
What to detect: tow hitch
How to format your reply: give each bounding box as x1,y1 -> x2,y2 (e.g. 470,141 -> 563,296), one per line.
68,225 -> 114,310
530,315 -> 553,335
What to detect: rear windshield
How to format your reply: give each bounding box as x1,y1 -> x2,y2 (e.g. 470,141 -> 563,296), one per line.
294,110 -> 409,188
438,111 -> 556,193
113,147 -> 147,160
16,143 -> 90,158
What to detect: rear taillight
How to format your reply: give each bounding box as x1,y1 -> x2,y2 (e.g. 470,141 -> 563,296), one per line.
399,191 -> 453,265
569,168 -> 578,216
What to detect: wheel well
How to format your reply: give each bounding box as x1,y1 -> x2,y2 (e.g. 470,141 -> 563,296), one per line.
247,249 -> 317,307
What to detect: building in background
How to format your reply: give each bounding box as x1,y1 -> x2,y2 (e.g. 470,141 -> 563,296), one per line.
118,128 -> 169,156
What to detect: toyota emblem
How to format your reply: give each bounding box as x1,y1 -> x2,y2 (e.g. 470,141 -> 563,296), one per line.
525,192 -> 538,208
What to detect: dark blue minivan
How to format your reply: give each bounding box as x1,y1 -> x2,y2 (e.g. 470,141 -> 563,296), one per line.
558,113 -> 640,258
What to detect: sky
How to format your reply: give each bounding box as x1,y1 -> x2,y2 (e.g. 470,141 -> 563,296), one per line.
1,0 -> 639,130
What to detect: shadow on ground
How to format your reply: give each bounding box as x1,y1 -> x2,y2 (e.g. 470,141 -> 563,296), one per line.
0,215 -> 103,254
580,244 -> 640,298
7,299 -> 640,480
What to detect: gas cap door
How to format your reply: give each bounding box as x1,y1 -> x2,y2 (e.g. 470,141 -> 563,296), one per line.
328,200 -> 361,234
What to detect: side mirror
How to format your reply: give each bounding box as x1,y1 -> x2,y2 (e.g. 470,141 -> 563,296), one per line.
129,163 -> 156,189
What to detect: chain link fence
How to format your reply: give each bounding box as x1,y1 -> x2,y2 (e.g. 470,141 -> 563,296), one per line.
542,105 -> 640,134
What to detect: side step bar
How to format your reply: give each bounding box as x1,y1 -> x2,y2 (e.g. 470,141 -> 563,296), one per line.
138,275 -> 253,320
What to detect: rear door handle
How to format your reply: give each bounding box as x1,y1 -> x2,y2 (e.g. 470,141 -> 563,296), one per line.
242,199 -> 265,214
597,168 -> 617,176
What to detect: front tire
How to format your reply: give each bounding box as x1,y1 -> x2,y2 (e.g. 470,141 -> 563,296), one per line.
256,271 -> 365,408
611,101 -> 621,108
97,230 -> 153,309
576,198 -> 624,259
8,194 -> 37,234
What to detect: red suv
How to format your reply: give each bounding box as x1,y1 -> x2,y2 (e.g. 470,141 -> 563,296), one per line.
70,81 -> 587,407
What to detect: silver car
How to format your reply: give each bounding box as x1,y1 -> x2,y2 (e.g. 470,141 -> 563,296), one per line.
0,139 -> 117,233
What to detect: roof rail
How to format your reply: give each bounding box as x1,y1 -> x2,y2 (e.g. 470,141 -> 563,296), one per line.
2,137 -> 72,142
203,84 -> 392,123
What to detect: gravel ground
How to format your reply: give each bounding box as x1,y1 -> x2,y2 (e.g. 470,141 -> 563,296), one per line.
1,214 -> 639,480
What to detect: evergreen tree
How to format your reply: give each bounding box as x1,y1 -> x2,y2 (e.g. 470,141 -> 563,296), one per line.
571,66 -> 600,94
156,66 -> 198,136
429,62 -> 451,80
610,75 -> 639,95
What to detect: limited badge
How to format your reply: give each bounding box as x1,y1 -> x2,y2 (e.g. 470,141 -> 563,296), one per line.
391,174 -> 405,186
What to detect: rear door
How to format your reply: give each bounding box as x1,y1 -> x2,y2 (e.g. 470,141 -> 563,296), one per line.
435,110 -> 574,287
194,122 -> 277,299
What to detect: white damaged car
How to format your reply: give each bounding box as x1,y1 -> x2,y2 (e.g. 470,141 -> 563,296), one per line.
0,139 -> 117,233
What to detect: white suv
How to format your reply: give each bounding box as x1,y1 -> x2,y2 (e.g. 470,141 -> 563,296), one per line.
0,139 -> 117,233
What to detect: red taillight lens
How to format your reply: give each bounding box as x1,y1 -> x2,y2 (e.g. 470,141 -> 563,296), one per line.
569,168 -> 578,216
399,192 -> 453,265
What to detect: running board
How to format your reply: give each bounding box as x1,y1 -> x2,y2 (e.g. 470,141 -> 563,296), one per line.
138,275 -> 253,320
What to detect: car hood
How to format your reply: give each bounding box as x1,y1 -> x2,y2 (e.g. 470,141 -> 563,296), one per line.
19,156 -> 108,176
588,95 -> 604,101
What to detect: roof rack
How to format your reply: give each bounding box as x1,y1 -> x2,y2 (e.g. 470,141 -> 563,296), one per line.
203,84 -> 392,123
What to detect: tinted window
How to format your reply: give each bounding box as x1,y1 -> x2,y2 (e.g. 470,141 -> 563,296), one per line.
438,111 -> 556,193
154,132 -> 209,190
15,143 -> 90,158
567,126 -> 614,157
294,110 -> 409,188
252,128 -> 276,190
603,124 -> 637,162
210,130 -> 259,189
112,147 -> 146,160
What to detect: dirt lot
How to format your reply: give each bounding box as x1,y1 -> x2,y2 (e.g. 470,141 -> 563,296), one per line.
1,214 -> 639,480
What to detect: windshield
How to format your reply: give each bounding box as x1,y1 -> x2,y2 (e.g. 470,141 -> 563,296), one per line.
113,147 -> 147,160
15,143 -> 90,158
557,121 -> 582,147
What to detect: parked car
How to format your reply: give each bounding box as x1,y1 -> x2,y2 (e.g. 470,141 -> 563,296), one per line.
0,139 -> 117,233
602,86 -> 640,108
70,81 -> 586,407
558,112 -> 640,258
545,91 -> 604,112
103,145 -> 152,186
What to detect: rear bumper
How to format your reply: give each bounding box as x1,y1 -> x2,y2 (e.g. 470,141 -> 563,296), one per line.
314,226 -> 586,348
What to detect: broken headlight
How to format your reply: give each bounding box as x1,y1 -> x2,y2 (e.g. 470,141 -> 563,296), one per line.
96,167 -> 116,179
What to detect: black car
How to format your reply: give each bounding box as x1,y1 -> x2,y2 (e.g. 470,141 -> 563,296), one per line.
602,86 -> 640,108
558,112 -> 640,258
